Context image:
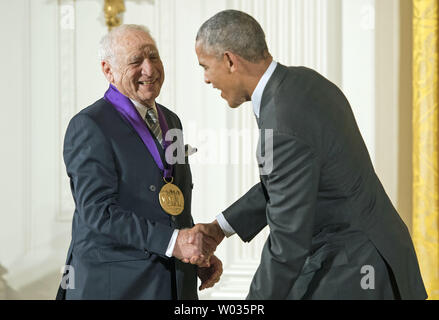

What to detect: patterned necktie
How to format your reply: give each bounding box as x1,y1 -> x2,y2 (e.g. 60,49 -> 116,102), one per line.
145,108 -> 163,145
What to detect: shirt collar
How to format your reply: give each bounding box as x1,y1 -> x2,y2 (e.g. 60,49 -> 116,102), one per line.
251,60 -> 278,118
130,99 -> 157,120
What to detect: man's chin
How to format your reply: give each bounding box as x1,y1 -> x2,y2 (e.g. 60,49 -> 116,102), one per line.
136,91 -> 160,105
134,96 -> 156,107
226,98 -> 244,109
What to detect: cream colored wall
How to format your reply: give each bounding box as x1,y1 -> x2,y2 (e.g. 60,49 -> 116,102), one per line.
342,0 -> 415,233
375,0 -> 413,233
342,0 -> 376,163
0,0 -> 72,293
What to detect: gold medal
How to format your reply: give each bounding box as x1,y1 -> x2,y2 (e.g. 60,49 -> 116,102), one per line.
159,177 -> 184,216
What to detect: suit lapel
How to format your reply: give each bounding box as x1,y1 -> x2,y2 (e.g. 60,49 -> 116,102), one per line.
104,98 -> 172,169
104,98 -> 138,135
256,64 -> 288,181
259,64 -> 288,127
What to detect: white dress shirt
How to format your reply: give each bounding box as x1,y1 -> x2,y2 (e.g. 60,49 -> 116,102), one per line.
130,98 -> 157,119
251,60 -> 278,118
216,60 -> 278,237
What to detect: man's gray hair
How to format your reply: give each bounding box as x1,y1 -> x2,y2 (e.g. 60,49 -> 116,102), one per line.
196,10 -> 269,62
99,24 -> 155,63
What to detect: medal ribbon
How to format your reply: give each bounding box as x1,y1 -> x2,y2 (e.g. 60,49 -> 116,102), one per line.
103,84 -> 173,179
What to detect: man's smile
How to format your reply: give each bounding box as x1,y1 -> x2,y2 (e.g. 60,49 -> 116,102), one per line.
138,79 -> 157,85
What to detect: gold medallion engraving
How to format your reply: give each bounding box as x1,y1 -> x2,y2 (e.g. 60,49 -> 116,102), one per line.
159,178 -> 184,216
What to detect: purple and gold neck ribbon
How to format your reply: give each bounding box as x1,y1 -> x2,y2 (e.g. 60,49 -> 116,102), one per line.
103,84 -> 173,179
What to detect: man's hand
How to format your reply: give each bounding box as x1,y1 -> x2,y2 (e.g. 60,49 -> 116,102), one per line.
193,220 -> 226,245
180,220 -> 226,266
173,228 -> 217,267
198,255 -> 223,290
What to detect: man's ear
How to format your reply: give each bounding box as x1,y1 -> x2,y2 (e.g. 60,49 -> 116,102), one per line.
101,60 -> 115,83
224,51 -> 238,73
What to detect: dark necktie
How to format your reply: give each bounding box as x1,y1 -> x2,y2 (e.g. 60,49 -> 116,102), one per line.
145,108 -> 163,145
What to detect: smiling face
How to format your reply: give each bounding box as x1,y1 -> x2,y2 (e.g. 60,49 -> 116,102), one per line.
195,43 -> 248,108
102,30 -> 164,107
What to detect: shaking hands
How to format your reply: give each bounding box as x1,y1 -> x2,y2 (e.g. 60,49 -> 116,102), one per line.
172,220 -> 226,290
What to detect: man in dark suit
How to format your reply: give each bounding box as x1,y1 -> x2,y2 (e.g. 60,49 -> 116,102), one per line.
56,24 -> 222,300
193,10 -> 427,300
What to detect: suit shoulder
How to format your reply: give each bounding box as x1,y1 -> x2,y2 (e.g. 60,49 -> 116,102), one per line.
276,66 -> 345,112
287,65 -> 322,77
72,98 -> 125,126
76,98 -> 113,119
272,67 -> 321,123
282,66 -> 335,90
66,99 -> 118,138
63,101 -> 112,151
271,66 -> 349,147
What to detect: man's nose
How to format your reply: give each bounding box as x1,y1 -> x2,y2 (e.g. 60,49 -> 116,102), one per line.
204,75 -> 210,84
141,60 -> 154,76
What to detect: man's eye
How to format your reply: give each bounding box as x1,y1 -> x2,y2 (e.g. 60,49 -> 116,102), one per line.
130,61 -> 141,65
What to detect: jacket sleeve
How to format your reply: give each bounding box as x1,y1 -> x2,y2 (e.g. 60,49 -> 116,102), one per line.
64,113 -> 174,257
247,131 -> 320,299
222,182 -> 268,242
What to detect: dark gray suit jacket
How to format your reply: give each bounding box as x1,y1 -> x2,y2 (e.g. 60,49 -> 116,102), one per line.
223,64 -> 427,300
57,98 -> 197,300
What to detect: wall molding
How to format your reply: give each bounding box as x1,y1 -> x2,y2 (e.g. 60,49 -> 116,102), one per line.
23,0 -> 33,255
154,0 -> 176,110
57,0 -> 77,222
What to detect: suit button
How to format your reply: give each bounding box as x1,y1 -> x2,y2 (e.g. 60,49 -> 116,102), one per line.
149,185 -> 156,192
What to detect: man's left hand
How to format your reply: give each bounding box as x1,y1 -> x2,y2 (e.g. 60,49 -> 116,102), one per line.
197,255 -> 223,290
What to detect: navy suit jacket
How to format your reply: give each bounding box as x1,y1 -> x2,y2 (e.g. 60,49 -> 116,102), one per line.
56,98 -> 197,300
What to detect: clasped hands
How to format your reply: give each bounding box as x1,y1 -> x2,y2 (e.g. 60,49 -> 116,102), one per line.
172,221 -> 226,290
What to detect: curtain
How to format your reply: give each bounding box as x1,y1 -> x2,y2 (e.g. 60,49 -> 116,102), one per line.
412,0 -> 439,300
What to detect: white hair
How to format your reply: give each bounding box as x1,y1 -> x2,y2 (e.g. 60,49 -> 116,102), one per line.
99,24 -> 155,63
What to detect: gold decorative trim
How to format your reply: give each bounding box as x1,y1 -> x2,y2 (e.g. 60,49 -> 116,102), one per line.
104,0 -> 126,31
412,0 -> 439,300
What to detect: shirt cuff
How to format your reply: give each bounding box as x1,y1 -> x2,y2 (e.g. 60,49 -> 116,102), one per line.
216,213 -> 236,238
165,229 -> 179,258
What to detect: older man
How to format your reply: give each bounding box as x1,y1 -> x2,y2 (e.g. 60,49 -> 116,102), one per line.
56,24 -> 221,300
194,10 -> 427,300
